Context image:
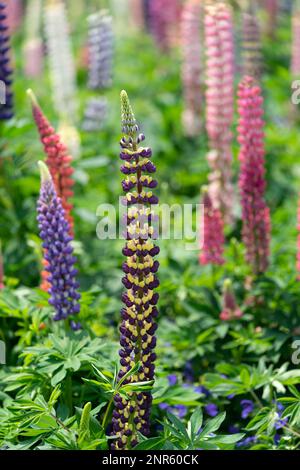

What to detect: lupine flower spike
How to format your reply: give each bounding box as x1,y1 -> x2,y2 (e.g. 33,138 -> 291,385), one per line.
87,10 -> 114,90
6,0 -> 23,33
265,0 -> 279,40
28,89 -> 75,234
220,279 -> 242,321
237,76 -> 271,275
111,91 -> 159,450
37,161 -> 81,330
204,2 -> 234,224
242,2 -> 262,79
199,186 -> 225,266
0,240 -> 4,289
180,0 -> 203,137
129,0 -> 146,31
0,2 -> 13,120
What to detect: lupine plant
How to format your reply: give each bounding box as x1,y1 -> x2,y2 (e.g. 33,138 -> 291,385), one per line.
111,91 -> 159,450
204,1 -> 234,225
37,161 -> 81,330
180,0 -> 203,137
0,1 -> 13,120
149,0 -> 181,51
237,76 -> 270,275
28,90 -> 75,234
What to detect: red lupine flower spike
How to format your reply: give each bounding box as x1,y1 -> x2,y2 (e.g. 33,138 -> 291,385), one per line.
237,76 -> 271,275
220,279 -> 242,321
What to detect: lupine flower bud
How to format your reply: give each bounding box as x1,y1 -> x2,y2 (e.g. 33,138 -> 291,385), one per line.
44,0 -> 78,122
242,3 -> 262,79
204,2 -> 234,224
37,161 -> 81,329
237,76 -> 271,275
149,0 -> 181,51
180,0 -> 203,137
199,186 -> 225,266
87,10 -> 114,90
220,279 -> 242,321
0,240 -> 4,289
111,91 -> 159,450
0,2 -> 13,120
28,89 -> 75,234
291,1 -> 300,77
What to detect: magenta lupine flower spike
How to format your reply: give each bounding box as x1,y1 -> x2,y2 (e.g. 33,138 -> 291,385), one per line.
199,186 -> 225,266
111,91 -> 159,450
204,2 -> 234,224
291,1 -> 300,77
37,161 -> 81,330
237,76 -> 271,275
242,2 -> 262,79
180,0 -> 203,137
220,279 -> 242,321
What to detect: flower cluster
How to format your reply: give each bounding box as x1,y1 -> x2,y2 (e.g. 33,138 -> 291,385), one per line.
28,90 -> 75,234
149,0 -> 181,51
199,187 -> 224,266
242,3 -> 262,79
0,2 -> 13,120
87,10 -> 114,90
6,0 -> 22,33
180,0 -> 203,137
37,161 -> 81,329
237,76 -> 271,275
291,2 -> 300,76
204,2 -> 234,224
111,91 -> 159,450
44,0 -> 78,122
220,279 -> 242,321
129,0 -> 146,31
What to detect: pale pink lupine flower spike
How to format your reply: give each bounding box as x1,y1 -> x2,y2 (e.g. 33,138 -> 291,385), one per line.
237,76 -> 271,275
204,2 -> 234,225
220,279 -> 242,321
180,0 -> 203,137
199,186 -> 225,266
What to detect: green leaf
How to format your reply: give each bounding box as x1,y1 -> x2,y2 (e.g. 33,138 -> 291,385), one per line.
199,412 -> 226,437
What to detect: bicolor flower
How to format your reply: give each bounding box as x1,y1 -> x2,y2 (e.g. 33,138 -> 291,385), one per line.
37,161 -> 81,329
237,76 -> 271,275
0,2 -> 13,120
111,91 -> 159,450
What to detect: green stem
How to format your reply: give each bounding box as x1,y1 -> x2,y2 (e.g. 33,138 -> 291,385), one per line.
102,395 -> 114,431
